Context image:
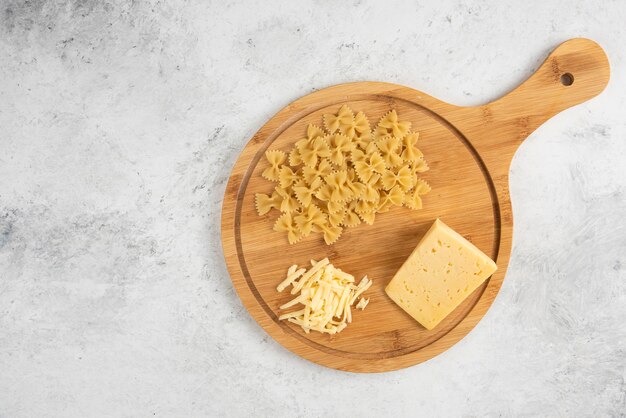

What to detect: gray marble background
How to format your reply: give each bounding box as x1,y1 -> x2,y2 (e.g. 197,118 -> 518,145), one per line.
1,1 -> 625,417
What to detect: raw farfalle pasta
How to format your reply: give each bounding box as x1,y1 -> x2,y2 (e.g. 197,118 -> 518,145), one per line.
295,204 -> 326,237
376,136 -> 403,168
404,179 -> 432,210
293,178 -> 322,207
302,158 -> 332,185
315,185 -> 344,214
298,136 -> 330,167
359,210 -> 376,226
288,147 -> 302,166
262,150 -> 286,181
410,158 -> 429,174
323,105 -> 353,133
275,186 -> 299,213
381,165 -> 414,191
360,193 -> 380,210
344,111 -> 371,143
325,171 -> 353,202
343,201 -> 362,227
256,105 -> 430,245
328,209 -> 346,227
401,132 -> 424,162
327,133 -> 353,166
274,212 -> 301,244
378,186 -> 405,213
313,221 -> 343,245
255,190 -> 283,215
279,166 -> 300,189
353,152 -> 385,183
375,110 -> 412,140
358,183 -> 379,204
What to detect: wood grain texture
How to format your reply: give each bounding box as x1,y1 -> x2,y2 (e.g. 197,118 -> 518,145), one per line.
221,38 -> 609,372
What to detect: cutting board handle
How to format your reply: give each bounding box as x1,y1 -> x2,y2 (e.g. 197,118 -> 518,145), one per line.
462,38 -> 610,165
494,37 -> 609,126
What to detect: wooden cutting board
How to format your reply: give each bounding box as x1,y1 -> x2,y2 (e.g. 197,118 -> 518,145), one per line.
221,38 -> 609,372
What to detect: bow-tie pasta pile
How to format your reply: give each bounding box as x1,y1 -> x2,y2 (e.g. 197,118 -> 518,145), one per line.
255,105 -> 431,245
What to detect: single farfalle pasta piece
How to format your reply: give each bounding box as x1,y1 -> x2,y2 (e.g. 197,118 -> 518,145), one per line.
312,221 -> 342,245
298,136 -> 331,167
376,136 -> 404,168
323,105 -> 354,134
378,185 -> 405,213
401,132 -> 424,162
279,166 -> 301,189
325,171 -> 354,202
404,178 -> 431,209
350,111 -> 372,142
293,178 -> 322,207
381,165 -> 414,191
339,108 -> 370,140
294,204 -> 327,236
274,212 -> 301,244
302,158 -> 332,185
327,133 -> 354,166
255,190 -> 283,215
337,111 -> 358,137
306,124 -> 326,140
275,186 -> 300,213
353,152 -> 385,183
374,109 -> 411,140
295,124 -> 326,150
255,106 -> 429,245
262,150 -> 286,181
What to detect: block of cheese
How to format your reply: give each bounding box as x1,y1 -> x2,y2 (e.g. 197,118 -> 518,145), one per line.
385,218 -> 497,330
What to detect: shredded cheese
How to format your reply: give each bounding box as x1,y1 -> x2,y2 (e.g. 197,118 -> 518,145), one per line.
276,258 -> 373,335
276,265 -> 306,292
355,298 -> 369,310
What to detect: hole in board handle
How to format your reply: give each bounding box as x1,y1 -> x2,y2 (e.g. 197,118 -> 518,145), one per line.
560,73 -> 574,86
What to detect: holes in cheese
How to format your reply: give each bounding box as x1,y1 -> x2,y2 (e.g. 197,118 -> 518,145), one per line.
385,218 -> 497,330
277,258 -> 373,335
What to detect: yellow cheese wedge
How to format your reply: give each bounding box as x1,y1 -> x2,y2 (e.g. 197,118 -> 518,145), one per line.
385,218 -> 497,330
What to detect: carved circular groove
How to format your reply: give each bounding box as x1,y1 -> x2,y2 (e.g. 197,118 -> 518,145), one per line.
222,82 -> 513,372
235,98 -> 500,360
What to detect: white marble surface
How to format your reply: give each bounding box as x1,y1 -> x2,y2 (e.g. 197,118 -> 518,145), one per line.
1,1 -> 625,416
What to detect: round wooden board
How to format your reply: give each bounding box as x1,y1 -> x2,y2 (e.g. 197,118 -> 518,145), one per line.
221,39 -> 609,372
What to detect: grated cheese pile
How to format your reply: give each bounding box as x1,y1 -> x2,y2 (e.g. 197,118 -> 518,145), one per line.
276,258 -> 372,335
